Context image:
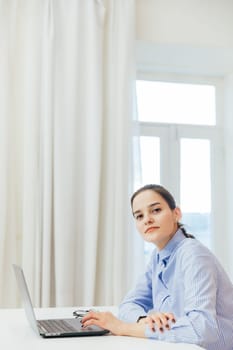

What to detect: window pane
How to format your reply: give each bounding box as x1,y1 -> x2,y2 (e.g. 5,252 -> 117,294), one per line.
180,138 -> 211,248
136,80 -> 216,125
140,136 -> 160,185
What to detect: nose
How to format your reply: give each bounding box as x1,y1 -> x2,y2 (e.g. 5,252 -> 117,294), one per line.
143,212 -> 154,225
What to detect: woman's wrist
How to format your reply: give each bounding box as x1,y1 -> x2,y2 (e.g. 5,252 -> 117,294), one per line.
119,321 -> 146,338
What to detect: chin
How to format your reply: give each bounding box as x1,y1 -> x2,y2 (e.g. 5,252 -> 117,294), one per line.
144,235 -> 157,245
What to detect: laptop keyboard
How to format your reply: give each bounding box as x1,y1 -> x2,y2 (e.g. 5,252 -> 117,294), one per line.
38,319 -> 78,334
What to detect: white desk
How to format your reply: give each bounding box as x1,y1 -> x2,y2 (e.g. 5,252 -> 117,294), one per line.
0,307 -> 205,350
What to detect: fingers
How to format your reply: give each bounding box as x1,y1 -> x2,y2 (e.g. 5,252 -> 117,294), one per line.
82,311 -> 99,323
82,317 -> 102,329
81,311 -> 119,334
146,312 -> 176,333
164,312 -> 176,324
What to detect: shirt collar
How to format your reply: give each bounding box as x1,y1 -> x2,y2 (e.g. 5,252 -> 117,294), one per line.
157,228 -> 185,264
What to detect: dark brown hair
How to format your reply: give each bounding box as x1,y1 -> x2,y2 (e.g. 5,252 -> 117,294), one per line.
131,184 -> 195,239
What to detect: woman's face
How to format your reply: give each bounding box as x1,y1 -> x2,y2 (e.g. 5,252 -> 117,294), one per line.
132,190 -> 181,250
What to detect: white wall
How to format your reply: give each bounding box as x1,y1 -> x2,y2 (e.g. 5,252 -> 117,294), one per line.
136,0 -> 233,48
135,0 -> 233,76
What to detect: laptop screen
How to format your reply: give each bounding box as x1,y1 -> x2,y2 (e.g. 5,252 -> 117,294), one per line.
13,264 -> 40,335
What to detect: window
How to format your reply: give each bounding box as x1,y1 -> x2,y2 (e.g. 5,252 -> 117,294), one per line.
134,77 -> 223,264
180,138 -> 211,247
136,80 -> 216,125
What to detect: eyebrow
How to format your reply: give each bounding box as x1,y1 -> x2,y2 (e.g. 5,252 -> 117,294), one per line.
133,201 -> 161,216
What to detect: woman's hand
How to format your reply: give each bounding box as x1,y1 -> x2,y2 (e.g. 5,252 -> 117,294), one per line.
81,311 -> 147,338
145,312 -> 176,333
81,311 -> 124,336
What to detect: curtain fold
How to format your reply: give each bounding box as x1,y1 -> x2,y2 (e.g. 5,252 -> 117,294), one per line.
0,0 -> 137,308
224,74 -> 233,283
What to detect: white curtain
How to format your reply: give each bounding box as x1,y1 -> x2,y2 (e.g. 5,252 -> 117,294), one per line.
224,74 -> 233,283
0,0 -> 137,307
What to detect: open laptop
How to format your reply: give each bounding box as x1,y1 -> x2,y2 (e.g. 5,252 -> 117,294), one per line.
12,264 -> 109,338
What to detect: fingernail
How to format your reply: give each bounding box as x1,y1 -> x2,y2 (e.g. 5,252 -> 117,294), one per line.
159,327 -> 164,332
165,324 -> 170,329
172,319 -> 176,323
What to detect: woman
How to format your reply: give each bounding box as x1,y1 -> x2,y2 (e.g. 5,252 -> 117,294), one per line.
82,184 -> 233,350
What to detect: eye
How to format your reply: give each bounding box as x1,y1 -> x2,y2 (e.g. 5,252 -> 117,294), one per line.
135,214 -> 143,221
152,207 -> 161,214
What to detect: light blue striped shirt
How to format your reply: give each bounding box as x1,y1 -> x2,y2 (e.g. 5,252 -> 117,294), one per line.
119,229 -> 233,350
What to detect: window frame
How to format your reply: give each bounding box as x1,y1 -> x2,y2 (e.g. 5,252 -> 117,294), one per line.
135,72 -> 225,253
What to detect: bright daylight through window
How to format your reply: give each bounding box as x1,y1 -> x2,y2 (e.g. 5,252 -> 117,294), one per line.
135,79 -> 216,263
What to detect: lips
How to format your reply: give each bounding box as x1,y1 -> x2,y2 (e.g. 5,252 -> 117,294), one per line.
145,226 -> 159,234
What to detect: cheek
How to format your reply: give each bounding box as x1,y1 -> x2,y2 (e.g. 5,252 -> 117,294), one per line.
160,213 -> 175,227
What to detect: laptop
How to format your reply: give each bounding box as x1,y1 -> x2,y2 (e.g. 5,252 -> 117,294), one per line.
12,264 -> 109,338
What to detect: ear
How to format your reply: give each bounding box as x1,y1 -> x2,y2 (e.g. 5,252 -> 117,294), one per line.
174,207 -> 182,222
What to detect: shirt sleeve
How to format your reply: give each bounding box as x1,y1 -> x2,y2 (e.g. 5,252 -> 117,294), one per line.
145,249 -> 220,348
118,255 -> 154,322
